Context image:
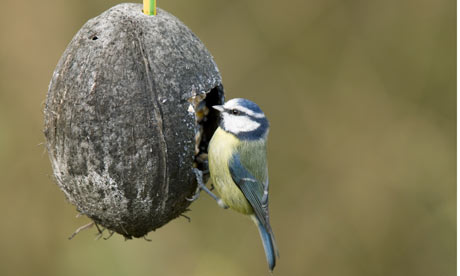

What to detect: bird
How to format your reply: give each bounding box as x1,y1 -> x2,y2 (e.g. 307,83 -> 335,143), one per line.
206,98 -> 278,271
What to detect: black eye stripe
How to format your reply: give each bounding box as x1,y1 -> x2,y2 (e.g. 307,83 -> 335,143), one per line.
224,108 -> 245,116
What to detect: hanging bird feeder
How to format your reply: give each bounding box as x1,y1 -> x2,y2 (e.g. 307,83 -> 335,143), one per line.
44,2 -> 224,238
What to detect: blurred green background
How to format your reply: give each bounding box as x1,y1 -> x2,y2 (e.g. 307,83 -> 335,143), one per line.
0,0 -> 455,275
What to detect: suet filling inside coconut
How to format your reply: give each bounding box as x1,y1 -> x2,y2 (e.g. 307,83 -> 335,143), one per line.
188,85 -> 224,178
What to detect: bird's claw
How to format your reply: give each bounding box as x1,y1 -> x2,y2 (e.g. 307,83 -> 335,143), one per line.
187,168 -> 227,209
186,188 -> 201,202
186,168 -> 206,201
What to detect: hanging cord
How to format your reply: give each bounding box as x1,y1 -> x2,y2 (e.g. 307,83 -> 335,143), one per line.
143,0 -> 157,15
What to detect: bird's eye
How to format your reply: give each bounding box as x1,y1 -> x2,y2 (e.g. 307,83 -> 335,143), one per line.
231,109 -> 240,115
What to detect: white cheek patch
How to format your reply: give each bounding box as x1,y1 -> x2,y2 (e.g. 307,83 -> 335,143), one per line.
223,114 -> 261,134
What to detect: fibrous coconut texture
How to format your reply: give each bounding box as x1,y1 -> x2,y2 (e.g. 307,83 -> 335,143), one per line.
44,3 -> 224,238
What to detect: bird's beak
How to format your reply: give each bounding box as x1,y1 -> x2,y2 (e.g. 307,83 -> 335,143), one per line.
212,105 -> 224,112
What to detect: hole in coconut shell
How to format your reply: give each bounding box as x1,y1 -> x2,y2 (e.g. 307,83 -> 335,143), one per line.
189,84 -> 224,180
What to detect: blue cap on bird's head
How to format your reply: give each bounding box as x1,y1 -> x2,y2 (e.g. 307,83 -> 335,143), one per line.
212,98 -> 269,140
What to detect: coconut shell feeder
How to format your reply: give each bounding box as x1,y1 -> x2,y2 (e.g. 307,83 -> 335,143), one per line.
44,2 -> 224,238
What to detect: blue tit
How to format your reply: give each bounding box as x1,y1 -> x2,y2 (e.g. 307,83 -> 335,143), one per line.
207,98 -> 278,271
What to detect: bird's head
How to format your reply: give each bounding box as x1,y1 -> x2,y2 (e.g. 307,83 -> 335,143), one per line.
213,98 -> 269,140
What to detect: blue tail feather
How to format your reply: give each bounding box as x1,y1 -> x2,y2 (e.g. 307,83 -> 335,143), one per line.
254,216 -> 276,271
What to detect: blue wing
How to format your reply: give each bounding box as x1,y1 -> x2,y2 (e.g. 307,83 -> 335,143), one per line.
229,153 -> 277,271
228,153 -> 269,228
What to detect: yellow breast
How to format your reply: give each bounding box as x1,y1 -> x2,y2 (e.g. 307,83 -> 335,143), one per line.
208,127 -> 253,214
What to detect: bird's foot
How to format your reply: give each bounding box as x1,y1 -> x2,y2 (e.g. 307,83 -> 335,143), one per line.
186,168 -> 206,202
187,168 -> 228,209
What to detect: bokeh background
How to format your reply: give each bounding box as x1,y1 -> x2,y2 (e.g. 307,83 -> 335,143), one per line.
0,0 -> 455,275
